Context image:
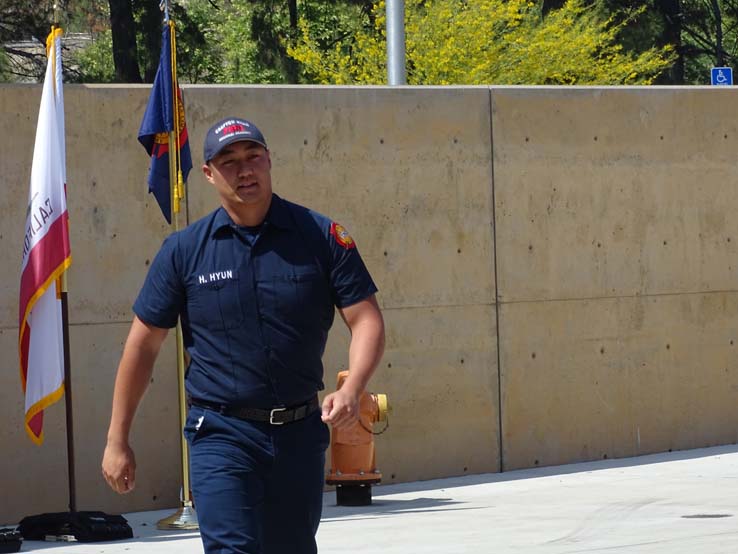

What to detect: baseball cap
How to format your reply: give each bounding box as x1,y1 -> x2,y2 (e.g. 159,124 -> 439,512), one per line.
203,117 -> 268,162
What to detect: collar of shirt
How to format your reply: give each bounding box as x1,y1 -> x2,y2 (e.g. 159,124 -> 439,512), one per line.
210,193 -> 296,238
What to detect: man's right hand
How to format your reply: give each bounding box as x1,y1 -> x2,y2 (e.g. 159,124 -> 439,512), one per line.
101,317 -> 168,495
102,440 -> 136,494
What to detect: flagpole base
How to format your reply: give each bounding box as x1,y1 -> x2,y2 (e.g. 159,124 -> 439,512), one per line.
156,503 -> 199,530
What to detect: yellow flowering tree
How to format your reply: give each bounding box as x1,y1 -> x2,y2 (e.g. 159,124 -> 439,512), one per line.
288,0 -> 674,85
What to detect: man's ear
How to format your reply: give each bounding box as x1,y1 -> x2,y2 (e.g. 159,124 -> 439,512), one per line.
202,163 -> 213,182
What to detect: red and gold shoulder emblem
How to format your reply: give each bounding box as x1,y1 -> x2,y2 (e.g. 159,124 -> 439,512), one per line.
330,222 -> 356,250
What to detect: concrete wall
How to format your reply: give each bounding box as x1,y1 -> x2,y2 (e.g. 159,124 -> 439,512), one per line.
0,84 -> 736,525
492,87 -> 738,470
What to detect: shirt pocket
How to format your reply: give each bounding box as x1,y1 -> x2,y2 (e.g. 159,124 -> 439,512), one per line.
189,278 -> 244,330
272,270 -> 331,323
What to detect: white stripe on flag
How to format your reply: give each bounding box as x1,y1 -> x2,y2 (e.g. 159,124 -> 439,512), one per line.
25,280 -> 65,414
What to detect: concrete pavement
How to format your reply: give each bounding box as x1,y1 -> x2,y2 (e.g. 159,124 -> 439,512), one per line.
9,444 -> 738,553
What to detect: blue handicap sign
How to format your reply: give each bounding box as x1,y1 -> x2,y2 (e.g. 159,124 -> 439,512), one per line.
711,67 -> 733,85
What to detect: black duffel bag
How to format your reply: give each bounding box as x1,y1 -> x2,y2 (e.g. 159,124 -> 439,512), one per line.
19,511 -> 133,543
0,528 -> 21,553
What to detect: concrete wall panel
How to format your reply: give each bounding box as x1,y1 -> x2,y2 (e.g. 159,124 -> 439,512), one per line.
181,87 -> 496,309
0,328 -> 69,520
500,292 -> 738,470
321,303 -> 500,483
492,87 -> 738,302
376,304 -> 500,481
0,321 -> 180,523
63,86 -> 171,324
70,322 -> 181,515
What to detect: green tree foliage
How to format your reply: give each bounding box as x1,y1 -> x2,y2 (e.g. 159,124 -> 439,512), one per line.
287,0 -> 373,81
550,0 -> 738,84
0,0 -> 108,82
73,0 -> 311,84
73,29 -> 116,81
205,0 -> 289,83
0,0 -> 53,43
18,0 -> 738,85
167,1 -> 223,83
67,0 -> 110,35
179,0 -> 368,84
289,0 -> 674,84
0,49 -> 11,81
0,0 -> 55,81
677,0 -> 738,82
71,0 -> 219,83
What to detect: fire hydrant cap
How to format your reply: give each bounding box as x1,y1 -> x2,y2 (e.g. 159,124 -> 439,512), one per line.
375,394 -> 389,422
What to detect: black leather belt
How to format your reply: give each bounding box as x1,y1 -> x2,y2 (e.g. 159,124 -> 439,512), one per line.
187,396 -> 320,425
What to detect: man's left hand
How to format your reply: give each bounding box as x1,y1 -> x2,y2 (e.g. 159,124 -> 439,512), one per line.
321,388 -> 360,429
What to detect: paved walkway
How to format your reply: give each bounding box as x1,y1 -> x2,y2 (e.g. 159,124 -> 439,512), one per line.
11,444 -> 738,553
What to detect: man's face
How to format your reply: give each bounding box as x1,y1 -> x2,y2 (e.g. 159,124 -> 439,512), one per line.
202,141 -> 272,210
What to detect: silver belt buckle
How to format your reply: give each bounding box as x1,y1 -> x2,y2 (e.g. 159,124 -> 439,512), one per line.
270,407 -> 287,425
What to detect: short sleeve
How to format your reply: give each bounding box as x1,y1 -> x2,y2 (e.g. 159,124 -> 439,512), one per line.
327,222 -> 378,308
132,234 -> 185,328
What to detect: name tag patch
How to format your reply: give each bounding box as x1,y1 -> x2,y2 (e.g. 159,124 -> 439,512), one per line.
197,269 -> 236,285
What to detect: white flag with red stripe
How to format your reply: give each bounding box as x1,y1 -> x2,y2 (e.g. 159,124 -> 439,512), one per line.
19,28 -> 72,445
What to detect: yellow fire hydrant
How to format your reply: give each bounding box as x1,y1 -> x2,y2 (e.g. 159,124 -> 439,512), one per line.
326,370 -> 389,506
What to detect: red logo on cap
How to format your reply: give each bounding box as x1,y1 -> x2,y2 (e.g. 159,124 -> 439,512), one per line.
221,124 -> 245,136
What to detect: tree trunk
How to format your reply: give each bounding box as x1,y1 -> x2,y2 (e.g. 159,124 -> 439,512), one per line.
542,0 -> 566,15
288,0 -> 298,30
657,0 -> 684,84
108,0 -> 141,82
138,0 -> 163,83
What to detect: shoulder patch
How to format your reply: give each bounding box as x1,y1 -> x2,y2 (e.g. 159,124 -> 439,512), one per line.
330,222 -> 356,250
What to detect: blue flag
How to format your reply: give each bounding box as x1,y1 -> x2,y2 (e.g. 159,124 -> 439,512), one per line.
138,23 -> 192,224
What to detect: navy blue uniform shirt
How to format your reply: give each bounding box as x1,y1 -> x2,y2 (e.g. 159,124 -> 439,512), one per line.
133,194 -> 378,408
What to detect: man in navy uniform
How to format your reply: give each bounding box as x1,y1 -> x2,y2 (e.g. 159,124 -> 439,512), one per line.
102,117 -> 385,554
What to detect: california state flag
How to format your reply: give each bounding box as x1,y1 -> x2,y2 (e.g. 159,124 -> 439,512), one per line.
19,28 -> 71,445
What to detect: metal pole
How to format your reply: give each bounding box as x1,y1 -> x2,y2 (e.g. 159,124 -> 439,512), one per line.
61,286 -> 77,513
386,0 -> 406,85
156,2 -> 197,529
155,139 -> 197,529
155,136 -> 198,530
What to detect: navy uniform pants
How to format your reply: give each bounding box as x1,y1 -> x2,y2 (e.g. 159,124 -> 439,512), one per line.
184,405 -> 330,554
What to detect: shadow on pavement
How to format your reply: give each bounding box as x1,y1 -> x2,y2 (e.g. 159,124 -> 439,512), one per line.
321,496 -> 484,522
362,443 -> 738,496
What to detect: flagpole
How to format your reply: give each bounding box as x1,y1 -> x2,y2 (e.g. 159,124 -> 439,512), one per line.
52,1 -> 78,514
60,283 -> 77,513
156,0 -> 197,530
